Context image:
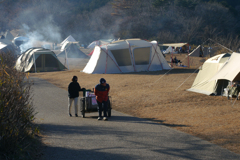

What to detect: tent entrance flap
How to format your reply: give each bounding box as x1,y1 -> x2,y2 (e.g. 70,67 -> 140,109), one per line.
31,54 -> 62,72
215,80 -> 229,95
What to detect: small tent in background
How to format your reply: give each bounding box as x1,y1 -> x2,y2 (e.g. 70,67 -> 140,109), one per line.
188,45 -> 209,57
83,39 -> 171,74
187,53 -> 232,95
58,42 -> 89,58
87,39 -> 115,49
15,48 -> 66,72
159,43 -> 188,54
60,35 -> 77,46
13,36 -> 29,47
0,38 -> 18,55
0,30 -> 14,41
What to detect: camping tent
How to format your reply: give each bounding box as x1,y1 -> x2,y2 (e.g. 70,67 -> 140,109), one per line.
60,35 -> 77,46
0,30 -> 14,41
188,45 -> 209,57
58,42 -> 89,58
15,48 -> 66,72
187,53 -> 232,95
163,46 -> 178,54
83,39 -> 171,74
13,36 -> 29,47
87,39 -> 115,49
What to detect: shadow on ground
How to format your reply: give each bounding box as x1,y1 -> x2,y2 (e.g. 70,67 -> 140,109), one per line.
123,68 -> 198,75
80,115 -> 189,128
38,122 -> 238,160
40,145 -> 136,160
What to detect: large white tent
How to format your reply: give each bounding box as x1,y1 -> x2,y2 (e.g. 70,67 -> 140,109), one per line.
187,53 -> 237,95
15,48 -> 66,72
83,39 -> 171,74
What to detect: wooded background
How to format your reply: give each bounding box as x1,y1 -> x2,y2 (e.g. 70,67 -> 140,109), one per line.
1,0 -> 240,50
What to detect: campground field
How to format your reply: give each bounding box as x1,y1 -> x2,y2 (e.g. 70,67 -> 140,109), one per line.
31,54 -> 240,154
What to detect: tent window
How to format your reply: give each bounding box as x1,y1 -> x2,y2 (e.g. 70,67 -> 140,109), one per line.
111,49 -> 132,66
45,54 -> 58,67
133,47 -> 150,65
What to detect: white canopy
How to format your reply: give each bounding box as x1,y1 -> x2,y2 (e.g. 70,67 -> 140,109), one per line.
159,43 -> 188,48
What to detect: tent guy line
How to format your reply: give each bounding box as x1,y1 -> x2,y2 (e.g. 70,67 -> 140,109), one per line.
175,68 -> 200,90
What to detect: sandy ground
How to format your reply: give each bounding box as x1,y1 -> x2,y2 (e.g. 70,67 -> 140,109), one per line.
31,53 -> 240,154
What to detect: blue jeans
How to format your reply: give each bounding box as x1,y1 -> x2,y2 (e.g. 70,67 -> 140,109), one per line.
97,100 -> 108,117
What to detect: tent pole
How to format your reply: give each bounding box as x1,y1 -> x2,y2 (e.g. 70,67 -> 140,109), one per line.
171,47 -> 173,67
105,45 -> 108,74
126,40 -> 137,72
65,50 -> 69,70
33,53 -> 36,73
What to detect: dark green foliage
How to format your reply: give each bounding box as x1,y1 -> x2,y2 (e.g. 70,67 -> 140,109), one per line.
152,0 -> 170,7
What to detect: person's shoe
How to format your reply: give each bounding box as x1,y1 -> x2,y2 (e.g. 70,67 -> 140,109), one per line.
103,117 -> 108,121
69,114 -> 72,117
98,117 -> 102,120
75,114 -> 78,117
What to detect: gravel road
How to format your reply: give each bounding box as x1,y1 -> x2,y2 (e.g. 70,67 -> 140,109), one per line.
32,77 -> 240,160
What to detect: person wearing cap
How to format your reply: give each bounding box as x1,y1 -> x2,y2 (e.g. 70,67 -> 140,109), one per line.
68,76 -> 84,117
94,78 -> 110,120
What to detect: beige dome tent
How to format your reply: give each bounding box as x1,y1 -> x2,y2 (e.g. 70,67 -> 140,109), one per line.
187,53 -> 232,95
83,39 -> 171,74
15,48 -> 66,72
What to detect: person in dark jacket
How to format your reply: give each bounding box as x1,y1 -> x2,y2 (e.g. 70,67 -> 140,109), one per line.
68,76 -> 83,117
94,78 -> 110,120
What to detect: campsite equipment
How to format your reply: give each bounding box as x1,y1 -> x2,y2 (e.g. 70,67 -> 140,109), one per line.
226,84 -> 240,100
80,89 -> 112,118
83,39 -> 171,74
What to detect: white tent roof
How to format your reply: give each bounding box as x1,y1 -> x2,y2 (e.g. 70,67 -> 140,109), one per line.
60,35 -> 77,46
209,52 -> 240,82
83,39 -> 171,74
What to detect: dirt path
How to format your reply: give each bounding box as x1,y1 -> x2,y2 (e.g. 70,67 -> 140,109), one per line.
32,77 -> 240,159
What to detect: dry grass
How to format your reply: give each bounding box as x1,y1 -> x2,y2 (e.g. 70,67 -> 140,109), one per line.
31,54 -> 240,154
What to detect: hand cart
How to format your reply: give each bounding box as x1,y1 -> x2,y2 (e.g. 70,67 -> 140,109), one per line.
80,89 -> 112,118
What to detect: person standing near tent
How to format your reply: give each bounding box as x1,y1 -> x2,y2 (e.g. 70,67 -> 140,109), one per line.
68,76 -> 84,117
94,78 -> 110,121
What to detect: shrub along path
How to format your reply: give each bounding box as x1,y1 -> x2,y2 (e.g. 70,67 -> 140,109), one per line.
32,77 -> 240,159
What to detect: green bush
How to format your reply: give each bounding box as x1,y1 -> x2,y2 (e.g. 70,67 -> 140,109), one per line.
0,52 -> 39,159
